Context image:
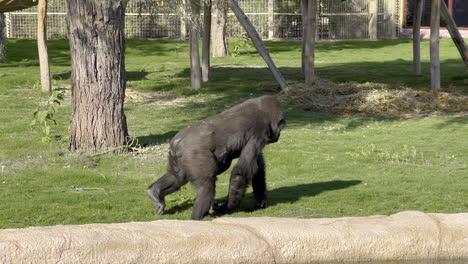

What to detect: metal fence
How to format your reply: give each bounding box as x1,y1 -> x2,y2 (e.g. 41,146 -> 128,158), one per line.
4,0 -> 400,41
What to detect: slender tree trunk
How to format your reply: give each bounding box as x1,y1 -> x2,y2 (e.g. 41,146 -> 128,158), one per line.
440,0 -> 468,67
229,0 -> 287,90
430,0 -> 440,89
301,0 -> 308,74
304,0 -> 316,85
66,0 -> 129,153
211,0 -> 228,57
190,0 -> 202,90
413,0 -> 424,75
37,0 -> 51,93
202,0 -> 211,82
180,0 -> 187,40
0,13 -> 5,61
368,0 -> 378,40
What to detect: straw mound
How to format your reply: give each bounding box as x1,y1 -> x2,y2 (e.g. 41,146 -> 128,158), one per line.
278,79 -> 468,118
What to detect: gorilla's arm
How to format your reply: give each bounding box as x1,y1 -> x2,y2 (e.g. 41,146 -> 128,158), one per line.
224,138 -> 266,210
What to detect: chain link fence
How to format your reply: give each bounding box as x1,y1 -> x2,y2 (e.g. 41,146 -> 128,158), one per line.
4,0 -> 400,41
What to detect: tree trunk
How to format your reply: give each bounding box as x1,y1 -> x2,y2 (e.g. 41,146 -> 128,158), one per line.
179,0 -> 187,40
430,0 -> 440,89
440,0 -> 468,67
37,0 -> 51,93
202,0 -> 211,82
190,0 -> 202,89
66,0 -> 129,153
301,0 -> 307,74
211,0 -> 228,57
0,13 -> 5,61
304,0 -> 316,85
229,0 -> 288,90
413,0 -> 424,75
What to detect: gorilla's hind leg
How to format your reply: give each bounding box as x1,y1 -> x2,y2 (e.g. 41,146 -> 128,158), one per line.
191,178 -> 216,220
147,172 -> 186,215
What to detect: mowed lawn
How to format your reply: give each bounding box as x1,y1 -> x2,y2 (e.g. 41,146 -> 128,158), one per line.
0,38 -> 467,228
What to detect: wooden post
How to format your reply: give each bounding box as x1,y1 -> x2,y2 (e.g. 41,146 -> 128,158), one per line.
440,0 -> 468,67
37,0 -> 51,93
413,0 -> 424,75
228,0 -> 287,90
368,0 -> 378,40
430,0 -> 441,89
304,0 -> 316,85
190,0 -> 202,90
267,0 -> 274,40
202,0 -> 211,82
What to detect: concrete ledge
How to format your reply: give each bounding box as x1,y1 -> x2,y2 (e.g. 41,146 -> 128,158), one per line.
1,211 -> 467,263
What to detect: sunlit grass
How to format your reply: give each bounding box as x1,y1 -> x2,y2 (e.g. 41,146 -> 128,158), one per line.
0,38 -> 467,228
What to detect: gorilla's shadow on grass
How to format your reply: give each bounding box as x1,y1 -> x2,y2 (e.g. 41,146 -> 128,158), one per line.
162,180 -> 362,216
265,180 -> 362,207
234,179 -> 362,214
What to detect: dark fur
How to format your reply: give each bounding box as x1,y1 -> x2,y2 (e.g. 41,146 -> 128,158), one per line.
147,95 -> 286,220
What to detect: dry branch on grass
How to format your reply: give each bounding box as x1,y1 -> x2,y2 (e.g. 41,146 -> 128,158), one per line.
278,79 -> 468,118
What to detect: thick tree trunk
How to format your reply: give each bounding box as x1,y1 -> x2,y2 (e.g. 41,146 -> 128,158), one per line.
37,0 -> 51,93
211,0 -> 228,57
66,0 -> 129,153
0,13 -> 5,61
430,0 -> 440,89
413,0 -> 424,75
304,0 -> 316,85
190,0 -> 202,89
202,0 -> 211,82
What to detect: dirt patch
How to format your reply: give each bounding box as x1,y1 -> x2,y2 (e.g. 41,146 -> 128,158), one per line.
278,79 -> 468,118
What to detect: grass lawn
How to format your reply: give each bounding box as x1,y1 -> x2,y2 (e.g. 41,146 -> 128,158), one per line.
0,38 -> 467,229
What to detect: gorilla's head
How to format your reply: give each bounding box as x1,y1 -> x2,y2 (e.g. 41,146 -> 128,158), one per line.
257,95 -> 286,144
267,112 -> 286,143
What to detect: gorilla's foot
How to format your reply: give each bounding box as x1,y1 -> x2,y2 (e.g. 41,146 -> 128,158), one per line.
146,189 -> 165,215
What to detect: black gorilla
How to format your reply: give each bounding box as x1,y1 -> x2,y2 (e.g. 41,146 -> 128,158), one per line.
147,95 -> 286,220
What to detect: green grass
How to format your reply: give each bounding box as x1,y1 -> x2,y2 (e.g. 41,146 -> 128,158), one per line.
0,38 -> 467,228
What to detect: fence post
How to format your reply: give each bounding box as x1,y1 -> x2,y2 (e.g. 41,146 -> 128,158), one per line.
368,0 -> 378,40
268,0 -> 274,40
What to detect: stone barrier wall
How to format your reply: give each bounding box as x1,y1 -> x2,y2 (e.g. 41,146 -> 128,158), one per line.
1,211 -> 468,264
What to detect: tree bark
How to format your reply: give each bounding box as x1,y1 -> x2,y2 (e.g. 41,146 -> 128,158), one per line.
66,0 -> 129,153
440,0 -> 468,67
430,0 -> 440,89
37,0 -> 51,93
229,0 -> 287,90
211,0 -> 228,57
202,0 -> 211,82
190,0 -> 202,89
413,0 -> 424,75
0,13 -> 5,61
304,0 -> 316,85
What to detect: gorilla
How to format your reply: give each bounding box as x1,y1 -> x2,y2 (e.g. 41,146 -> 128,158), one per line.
147,95 -> 286,220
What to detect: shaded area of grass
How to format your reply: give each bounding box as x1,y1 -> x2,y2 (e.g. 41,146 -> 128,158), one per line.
0,38 -> 467,228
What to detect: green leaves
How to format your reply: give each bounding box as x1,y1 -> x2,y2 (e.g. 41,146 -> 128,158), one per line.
30,91 -> 65,143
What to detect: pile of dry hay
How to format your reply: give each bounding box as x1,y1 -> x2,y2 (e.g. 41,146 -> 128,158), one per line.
278,79 -> 468,118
